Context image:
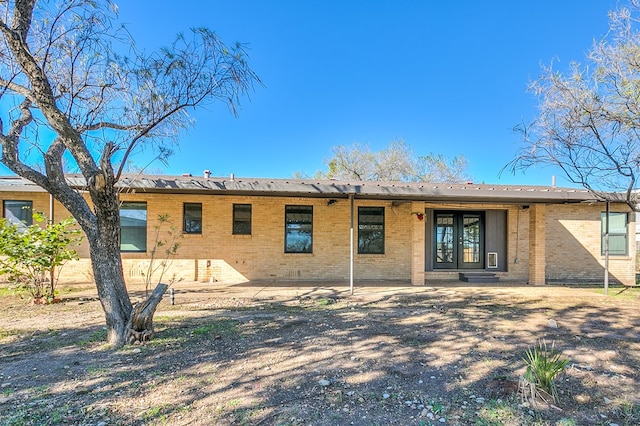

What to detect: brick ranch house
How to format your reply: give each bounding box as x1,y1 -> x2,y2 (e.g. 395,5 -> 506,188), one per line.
0,174 -> 636,287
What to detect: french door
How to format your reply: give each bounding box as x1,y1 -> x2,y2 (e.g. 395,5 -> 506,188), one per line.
434,211 -> 484,269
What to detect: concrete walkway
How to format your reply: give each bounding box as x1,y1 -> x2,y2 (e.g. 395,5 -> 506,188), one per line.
62,279 -> 610,304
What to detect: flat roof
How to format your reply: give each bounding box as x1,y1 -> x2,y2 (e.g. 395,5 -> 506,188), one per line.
0,174 -> 604,204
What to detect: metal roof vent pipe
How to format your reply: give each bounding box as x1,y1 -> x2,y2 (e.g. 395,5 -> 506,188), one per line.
230,173 -> 235,181
203,170 -> 211,179
551,175 -> 556,187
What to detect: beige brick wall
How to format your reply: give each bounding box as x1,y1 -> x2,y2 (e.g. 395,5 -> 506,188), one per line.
410,201 -> 426,285
528,204 -> 546,285
0,191 -> 413,284
115,193 -> 413,283
546,203 -> 635,286
0,191 -> 59,222
1,190 -> 636,286
0,191 -> 90,283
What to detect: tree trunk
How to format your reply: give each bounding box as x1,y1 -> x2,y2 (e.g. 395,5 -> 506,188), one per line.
89,234 -> 132,346
87,177 -> 134,347
49,266 -> 55,299
129,283 -> 168,343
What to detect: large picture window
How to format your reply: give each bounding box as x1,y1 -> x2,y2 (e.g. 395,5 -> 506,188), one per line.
285,205 -> 312,253
120,202 -> 147,252
601,212 -> 628,256
3,200 -> 33,229
233,204 -> 252,235
358,206 -> 385,254
183,203 -> 202,234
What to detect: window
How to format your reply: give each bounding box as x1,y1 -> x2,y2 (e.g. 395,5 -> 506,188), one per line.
183,203 -> 202,234
358,206 -> 385,254
3,200 -> 33,229
120,202 -> 147,252
285,205 -> 312,253
601,212 -> 628,256
233,204 -> 252,235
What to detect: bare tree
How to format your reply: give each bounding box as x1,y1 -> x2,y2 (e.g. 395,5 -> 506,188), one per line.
0,0 -> 260,346
304,140 -> 471,183
507,5 -> 640,211
417,153 -> 471,184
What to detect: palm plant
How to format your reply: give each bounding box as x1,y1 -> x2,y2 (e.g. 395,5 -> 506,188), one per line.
521,340 -> 569,406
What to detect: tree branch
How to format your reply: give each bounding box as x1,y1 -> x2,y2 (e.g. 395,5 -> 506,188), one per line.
115,101 -> 200,181
0,77 -> 33,99
11,0 -> 35,41
0,7 -> 98,176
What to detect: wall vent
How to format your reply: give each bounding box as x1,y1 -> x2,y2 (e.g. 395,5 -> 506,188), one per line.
286,269 -> 301,278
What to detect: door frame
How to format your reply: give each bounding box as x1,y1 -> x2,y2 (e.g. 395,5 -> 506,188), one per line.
432,210 -> 485,270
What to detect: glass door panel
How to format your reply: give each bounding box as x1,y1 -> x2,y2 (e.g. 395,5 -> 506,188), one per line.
461,214 -> 483,268
434,211 -> 484,269
435,214 -> 456,267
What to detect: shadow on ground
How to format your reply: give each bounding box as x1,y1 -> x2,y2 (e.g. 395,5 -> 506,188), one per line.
1,284 -> 639,425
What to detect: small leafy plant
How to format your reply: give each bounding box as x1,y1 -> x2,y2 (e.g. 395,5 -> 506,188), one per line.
144,213 -> 182,294
0,212 -> 82,302
520,340 -> 569,406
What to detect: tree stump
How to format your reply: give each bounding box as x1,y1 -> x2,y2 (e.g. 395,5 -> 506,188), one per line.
129,283 -> 169,344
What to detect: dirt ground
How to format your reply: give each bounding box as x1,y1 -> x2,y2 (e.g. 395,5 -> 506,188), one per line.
1,281 -> 639,426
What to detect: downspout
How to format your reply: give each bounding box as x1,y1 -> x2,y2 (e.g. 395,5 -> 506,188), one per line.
49,193 -> 54,224
604,200 -> 610,296
349,193 -> 354,295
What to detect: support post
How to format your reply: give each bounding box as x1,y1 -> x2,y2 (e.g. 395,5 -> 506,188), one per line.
528,204 -> 547,285
349,194 -> 354,296
604,200 -> 610,296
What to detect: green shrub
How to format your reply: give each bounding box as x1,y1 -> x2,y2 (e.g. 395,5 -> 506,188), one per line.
0,213 -> 82,302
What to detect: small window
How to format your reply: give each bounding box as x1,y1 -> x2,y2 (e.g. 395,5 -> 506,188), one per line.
358,207 -> 385,254
233,204 -> 252,235
601,212 -> 628,256
183,203 -> 202,234
120,202 -> 147,252
285,205 -> 312,253
3,200 -> 33,229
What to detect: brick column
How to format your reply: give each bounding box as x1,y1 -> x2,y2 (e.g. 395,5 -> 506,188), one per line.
528,204 -> 546,285
411,202 -> 426,286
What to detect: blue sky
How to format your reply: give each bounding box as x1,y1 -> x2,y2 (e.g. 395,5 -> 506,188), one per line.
3,1 -> 625,186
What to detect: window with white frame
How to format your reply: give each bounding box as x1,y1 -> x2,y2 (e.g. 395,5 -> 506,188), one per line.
3,200 -> 33,229
120,202 -> 147,252
601,212 -> 628,256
